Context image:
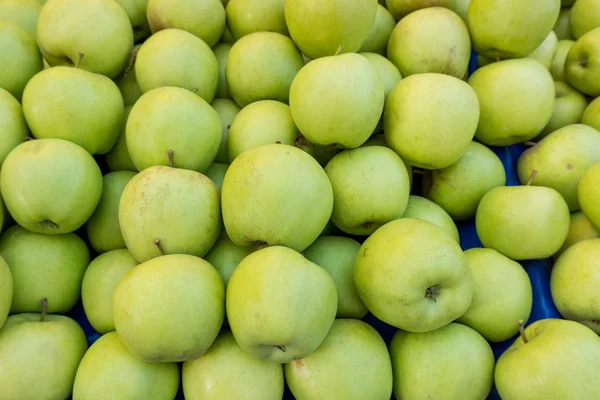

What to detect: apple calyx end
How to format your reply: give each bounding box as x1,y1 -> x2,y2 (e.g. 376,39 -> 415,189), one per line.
42,219 -> 60,230
255,241 -> 269,250
153,239 -> 165,256
274,345 -> 286,353
40,298 -> 48,322
425,285 -> 440,302
519,320 -> 529,344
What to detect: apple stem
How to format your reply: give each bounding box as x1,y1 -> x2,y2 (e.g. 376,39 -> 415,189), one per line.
524,141 -> 538,147
334,45 -> 344,56
124,46 -> 140,77
25,136 -> 34,141
74,52 -> 85,68
167,150 -> 174,168
153,239 -> 165,256
193,87 -> 200,94
526,170 -> 538,186
519,320 -> 528,343
40,298 -> 48,322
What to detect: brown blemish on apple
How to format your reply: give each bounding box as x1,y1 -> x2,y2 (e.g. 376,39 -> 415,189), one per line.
294,359 -> 304,369
567,164 -> 573,170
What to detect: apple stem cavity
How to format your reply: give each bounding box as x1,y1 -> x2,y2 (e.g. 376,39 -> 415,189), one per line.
519,320 -> 529,343
74,52 -> 85,68
153,239 -> 165,256
167,150 -> 174,168
526,170 -> 538,186
40,298 -> 48,322
334,45 -> 344,56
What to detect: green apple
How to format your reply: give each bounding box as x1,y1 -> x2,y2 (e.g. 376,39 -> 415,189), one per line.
211,98 -> 241,163
0,0 -> 41,38
358,4 -> 396,55
204,162 -> 229,191
0,20 -> 42,100
113,46 -> 142,106
468,59 -> 555,146
73,331 -> 180,399
578,162 -> 600,231
0,189 -> 8,234
468,0 -> 560,59
290,53 -> 384,148
0,310 -> 87,400
285,319 -> 392,400
284,0 -> 377,59
539,82 -> 588,139
387,7 -> 471,78
22,66 -> 124,155
0,88 -> 28,168
423,141 -> 506,220
528,31 -> 558,69
222,144 -> 333,252
114,0 -> 149,35
582,96 -> 600,131
86,171 -> 136,253
566,27 -> 600,96
204,231 -> 253,288
220,23 -> 234,44
454,0 -> 469,23
0,257 -> 11,330
325,146 -> 410,235
0,139 -> 103,234
126,86 -> 221,172
359,53 -> 401,105
312,144 -> 342,167
119,165 -> 221,263
183,331 -> 283,399
226,0 -> 288,40
495,319 -> 600,400
114,254 -> 224,362
563,0 -> 576,5
37,0 -> 133,78
147,0 -> 225,47
135,28 -> 218,103
550,39 -> 575,81
570,0 -> 600,39
555,211 -> 600,259
385,0 -> 455,20
554,8 -> 573,40
226,246 -> 337,363
226,31 -> 304,107
476,184 -> 570,260
81,249 -> 137,334
518,124 -> 600,211
213,43 -> 232,99
402,195 -> 460,243
303,236 -> 367,318
390,323 -> 494,399
456,248 -> 533,342
104,106 -> 136,172
354,218 -> 474,332
385,73 -> 479,168
228,100 -> 301,161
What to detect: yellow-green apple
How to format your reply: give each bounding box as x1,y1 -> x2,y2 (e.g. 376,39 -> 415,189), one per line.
211,98 -> 241,163
554,211 -> 600,259
104,106 -> 136,172
566,27 -> 600,96
454,0 -> 469,23
212,43 -> 232,99
402,195 -> 460,242
579,161 -> 600,228
554,8 -> 573,40
0,88 -> 27,167
226,0 -> 288,40
528,31 -> 559,69
570,0 -> 600,39
204,163 -> 229,191
114,0 -> 149,41
204,231 -> 252,288
386,0 -> 455,21
0,257 -> 11,330
0,0 -> 41,38
354,218 -> 474,332
220,23 -> 234,44
538,82 -> 588,139
358,4 -> 396,55
551,40 -> 575,81
582,96 -> 600,131
113,46 -> 142,106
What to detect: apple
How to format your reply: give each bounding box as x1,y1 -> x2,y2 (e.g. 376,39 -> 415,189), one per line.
0,308 -> 87,400
570,0 -> 600,39
114,0 -> 149,41
303,236 -> 368,318
390,323 -> 494,399
114,254 -> 224,362
213,43 -> 232,99
0,139 -> 103,234
226,31 -> 304,107
468,59 -> 555,146
468,0 -> 560,59
354,218 -> 474,332
539,82 -> 588,139
565,27 -> 600,96
226,246 -> 337,363
135,28 -> 219,103
220,23 -> 234,44
284,0 -> 377,59
204,162 -> 229,191
582,96 -> 600,131
126,86 -> 221,172
385,0 -> 454,20
290,53 -> 384,148
384,73 -> 479,169
73,331 -> 180,399
554,211 -> 600,259
518,124 -> 600,211
211,98 -> 241,163
528,31 -> 559,69
387,7 -> 471,78
204,231 -> 253,288
119,165 -> 221,263
147,0 -> 225,47
226,0 -> 288,40
0,20 -> 42,101
37,0 -> 133,78
0,88 -> 28,168
325,146 -> 410,235
360,135 -> 414,187
113,46 -> 142,106
0,257 -> 11,330
476,183 -> 570,260
86,172 -> 136,254
312,144 -> 342,167
402,195 -> 460,243
495,319 -> 600,400
221,144 -> 333,252
578,162 -> 600,232
104,106 -> 136,172
551,40 -> 575,81
359,53 -> 402,108
285,319 -> 392,400
0,0 -> 41,39
0,191 -> 7,234
183,331 -> 284,399
554,8 -> 573,40
358,4 -> 396,55
454,0 -> 469,23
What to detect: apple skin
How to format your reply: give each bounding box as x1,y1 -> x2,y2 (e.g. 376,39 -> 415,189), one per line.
113,46 -> 142,107
354,218 -> 474,333
578,161 -> 600,229
390,323 -> 494,400
385,73 -> 479,169
285,319 -> 393,400
135,28 -> 218,103
220,23 -> 234,44
495,318 -> 600,400
0,20 -> 43,101
528,31 -> 558,69
554,8 -> 573,40
226,0 -> 288,40
0,139 -> 103,235
468,0 -> 560,59
0,256 -> 12,330
114,0 -> 148,31
0,313 -> 88,400
358,4 -> 395,55
204,162 -> 228,191
554,211 -> 600,259
566,27 -> 600,96
81,249 -> 138,334
476,185 -> 570,260
387,7 -> 471,78
0,0 -> 41,39
570,0 -> 600,39
211,98 -> 241,163
104,106 -> 137,172
227,31 -> 304,108
119,165 -> 221,263
385,0 -> 455,21
402,195 -> 460,243
212,43 -> 232,99
582,96 -> 600,131
518,124 -> 600,211
468,58 -> 555,146
183,331 -> 284,400
0,88 -> 28,168
538,82 -> 588,139
73,331 -> 180,400
221,143 -> 333,252
550,40 -> 575,82
113,254 -> 225,362
226,246 -> 337,363
37,0 -> 133,78
204,231 -> 253,288
303,236 -> 368,318
284,0 -> 377,59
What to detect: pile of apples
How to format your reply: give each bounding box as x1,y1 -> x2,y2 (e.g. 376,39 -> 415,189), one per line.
2,0 -> 600,399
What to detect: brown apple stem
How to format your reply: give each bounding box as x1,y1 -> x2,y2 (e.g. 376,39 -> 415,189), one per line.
25,136 -> 34,141
526,170 -> 538,186
167,150 -> 174,168
40,298 -> 48,322
496,57 -> 500,62
124,46 -> 140,75
524,141 -> 538,147
193,87 -> 200,94
519,320 -> 528,343
334,45 -> 344,56
74,52 -> 85,68
327,143 -> 340,151
153,239 -> 165,256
